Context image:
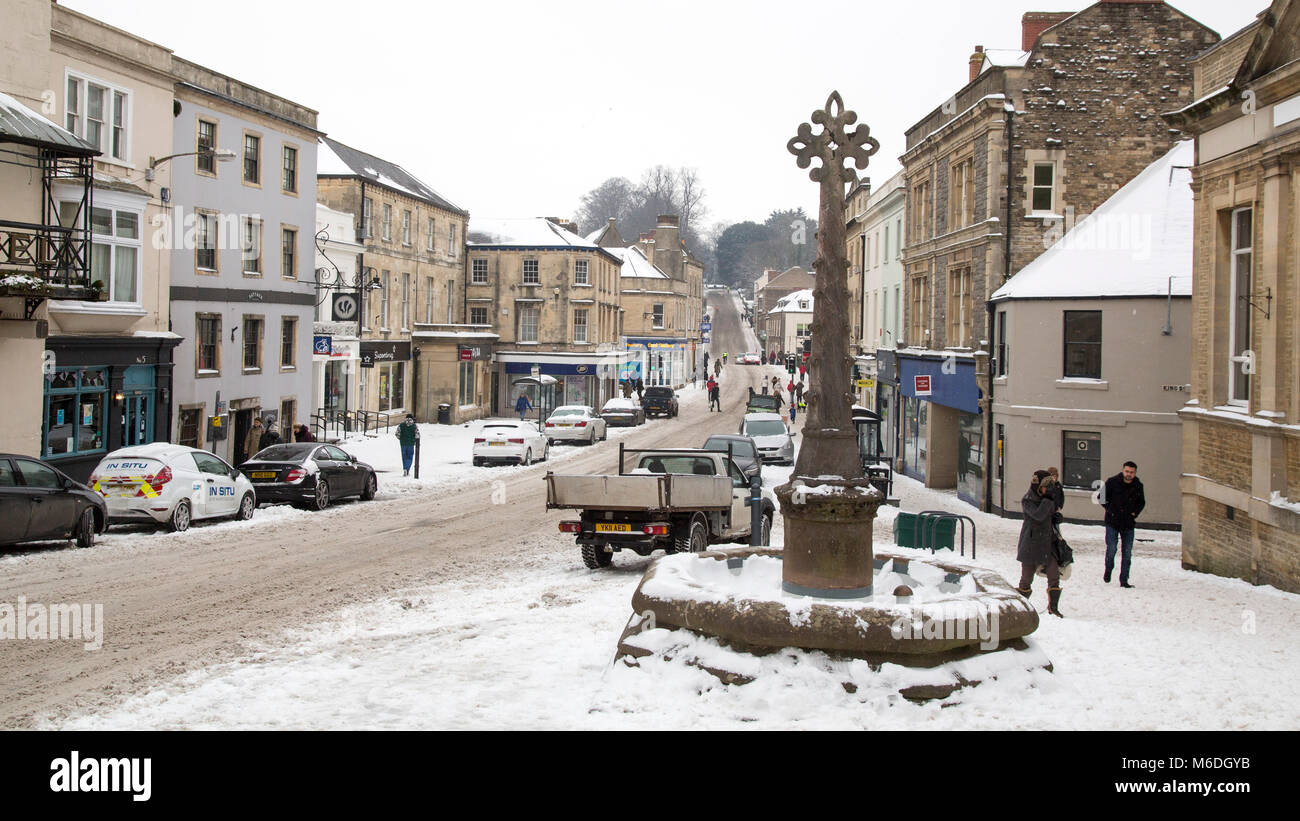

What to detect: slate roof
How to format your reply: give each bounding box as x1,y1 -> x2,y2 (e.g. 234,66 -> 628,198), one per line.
0,90 -> 98,156
318,136 -> 466,216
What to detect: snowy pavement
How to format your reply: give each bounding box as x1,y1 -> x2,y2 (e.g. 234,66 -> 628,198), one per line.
45,456 -> 1300,730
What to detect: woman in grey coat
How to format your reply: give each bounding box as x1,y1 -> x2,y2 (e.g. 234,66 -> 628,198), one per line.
1016,470 -> 1064,617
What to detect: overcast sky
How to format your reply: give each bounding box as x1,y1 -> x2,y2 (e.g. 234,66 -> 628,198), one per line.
62,0 -> 1257,231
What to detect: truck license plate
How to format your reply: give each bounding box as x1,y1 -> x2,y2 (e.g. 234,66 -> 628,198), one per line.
595,523 -> 631,533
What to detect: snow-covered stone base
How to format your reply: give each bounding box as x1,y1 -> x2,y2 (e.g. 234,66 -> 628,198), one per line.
617,546 -> 1048,699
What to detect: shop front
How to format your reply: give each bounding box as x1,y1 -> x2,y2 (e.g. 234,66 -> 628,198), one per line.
496,350 -> 627,414
875,348 -> 901,468
898,351 -> 980,494
624,337 -> 686,388
41,335 -> 180,482
313,334 -> 359,420
359,341 -> 411,415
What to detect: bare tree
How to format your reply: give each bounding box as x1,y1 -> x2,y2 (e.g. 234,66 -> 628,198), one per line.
575,176 -> 636,234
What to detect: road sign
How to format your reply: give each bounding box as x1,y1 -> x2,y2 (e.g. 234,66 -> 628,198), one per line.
332,292 -> 358,322
914,374 -> 932,396
700,322 -> 712,332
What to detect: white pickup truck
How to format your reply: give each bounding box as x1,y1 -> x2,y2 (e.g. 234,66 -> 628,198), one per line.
545,446 -> 775,569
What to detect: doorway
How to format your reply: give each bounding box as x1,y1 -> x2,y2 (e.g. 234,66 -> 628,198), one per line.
233,408 -> 255,464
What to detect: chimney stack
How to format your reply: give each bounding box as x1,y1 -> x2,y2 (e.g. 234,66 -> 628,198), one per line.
1021,11 -> 1074,51
969,45 -> 984,83
654,215 -> 682,280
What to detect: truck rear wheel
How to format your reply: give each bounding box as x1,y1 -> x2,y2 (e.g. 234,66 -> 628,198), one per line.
581,544 -> 613,569
672,516 -> 709,554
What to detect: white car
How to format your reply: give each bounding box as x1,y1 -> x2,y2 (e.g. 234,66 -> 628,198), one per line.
472,421 -> 550,466
544,405 -> 608,445
741,352 -> 762,365
89,442 -> 256,532
740,412 -> 796,464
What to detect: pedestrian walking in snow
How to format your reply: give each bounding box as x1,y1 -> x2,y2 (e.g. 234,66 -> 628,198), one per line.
1102,461 -> 1145,588
635,378 -> 644,402
707,377 -> 721,412
294,423 -> 315,442
514,393 -> 533,421
258,420 -> 281,452
795,380 -> 805,408
395,413 -> 419,477
1017,470 -> 1064,617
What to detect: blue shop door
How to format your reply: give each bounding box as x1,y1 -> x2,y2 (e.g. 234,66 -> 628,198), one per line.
122,365 -> 156,446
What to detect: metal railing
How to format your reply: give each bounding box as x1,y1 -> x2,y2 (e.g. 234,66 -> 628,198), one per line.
311,408 -> 396,440
916,510 -> 977,559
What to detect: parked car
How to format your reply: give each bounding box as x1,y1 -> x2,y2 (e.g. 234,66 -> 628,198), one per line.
740,412 -> 796,465
89,442 -> 256,532
242,443 -> 377,511
0,453 -> 107,548
544,405 -> 608,445
641,386 -> 679,418
702,434 -> 762,483
600,397 -> 645,427
472,421 -> 550,466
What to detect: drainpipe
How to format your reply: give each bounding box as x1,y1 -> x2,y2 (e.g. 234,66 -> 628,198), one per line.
985,103 -> 1015,515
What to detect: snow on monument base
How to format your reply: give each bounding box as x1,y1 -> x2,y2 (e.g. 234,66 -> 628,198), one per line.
614,547 -> 1052,701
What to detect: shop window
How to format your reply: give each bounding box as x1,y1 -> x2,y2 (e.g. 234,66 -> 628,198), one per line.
43,367 -> 107,458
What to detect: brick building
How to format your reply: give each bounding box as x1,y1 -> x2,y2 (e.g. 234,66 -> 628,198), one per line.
897,0 -> 1219,492
1162,0 -> 1300,592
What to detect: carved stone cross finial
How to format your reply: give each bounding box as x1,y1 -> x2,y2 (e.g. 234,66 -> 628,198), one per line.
787,91 -> 879,188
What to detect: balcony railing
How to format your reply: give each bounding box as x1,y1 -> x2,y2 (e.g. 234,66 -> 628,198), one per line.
0,219 -> 94,298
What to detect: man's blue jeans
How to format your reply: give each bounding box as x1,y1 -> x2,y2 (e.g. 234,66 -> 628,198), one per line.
1105,524 -> 1134,583
400,443 -> 415,473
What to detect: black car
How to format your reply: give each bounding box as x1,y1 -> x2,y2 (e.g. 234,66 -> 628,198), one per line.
641,386 -> 679,418
702,435 -> 762,483
1,454 -> 107,548
241,443 -> 377,511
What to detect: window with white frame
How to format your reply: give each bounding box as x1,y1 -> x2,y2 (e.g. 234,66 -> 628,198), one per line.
402,210 -> 411,245
575,259 -> 589,285
426,218 -> 435,252
652,303 -> 664,329
197,119 -> 217,174
380,271 -> 390,328
1228,206 -> 1253,405
425,276 -> 434,323
242,217 -> 262,274
196,211 -> 217,271
518,304 -> 539,342
65,73 -> 129,163
470,306 -> 488,325
381,204 -> 392,241
1031,162 -> 1055,213
362,198 -> 373,240
401,272 -> 410,329
574,309 -> 588,343
446,280 -> 455,323
472,258 -> 488,284
282,145 -> 298,193
448,223 -> 457,259
243,134 -> 260,184
522,259 -> 539,285
88,204 -> 141,302
281,227 -> 297,279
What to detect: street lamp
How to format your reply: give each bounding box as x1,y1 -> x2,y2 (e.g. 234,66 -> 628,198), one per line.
144,147 -> 236,181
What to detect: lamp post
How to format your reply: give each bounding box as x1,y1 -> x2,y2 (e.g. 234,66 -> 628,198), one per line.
144,147 -> 236,182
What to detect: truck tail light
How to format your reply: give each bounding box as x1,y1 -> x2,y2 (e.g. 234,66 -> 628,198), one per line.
558,521 -> 581,533
285,468 -> 306,484
508,438 -> 524,444
642,525 -> 669,535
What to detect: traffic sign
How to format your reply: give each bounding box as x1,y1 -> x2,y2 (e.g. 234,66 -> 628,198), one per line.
700,322 -> 712,332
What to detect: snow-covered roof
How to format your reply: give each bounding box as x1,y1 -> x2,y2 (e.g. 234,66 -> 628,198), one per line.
318,137 -> 467,216
991,141 -> 1194,302
610,246 -> 668,280
980,49 -> 1030,73
468,217 -> 602,249
771,288 -> 814,313
584,226 -> 604,243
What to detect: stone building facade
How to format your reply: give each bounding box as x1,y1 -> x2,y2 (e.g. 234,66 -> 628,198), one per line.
617,216 -> 704,386
1163,0 -> 1300,592
466,218 -> 624,413
757,266 -> 816,358
898,0 -> 1219,492
316,137 -> 474,423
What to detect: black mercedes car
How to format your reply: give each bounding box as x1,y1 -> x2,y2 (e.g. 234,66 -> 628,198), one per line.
1,453 -> 107,548
241,443 -> 377,511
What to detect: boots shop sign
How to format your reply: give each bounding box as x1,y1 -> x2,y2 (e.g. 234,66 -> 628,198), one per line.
359,341 -> 410,369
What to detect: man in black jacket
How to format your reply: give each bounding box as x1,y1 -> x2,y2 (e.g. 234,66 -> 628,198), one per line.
1102,461 -> 1145,588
